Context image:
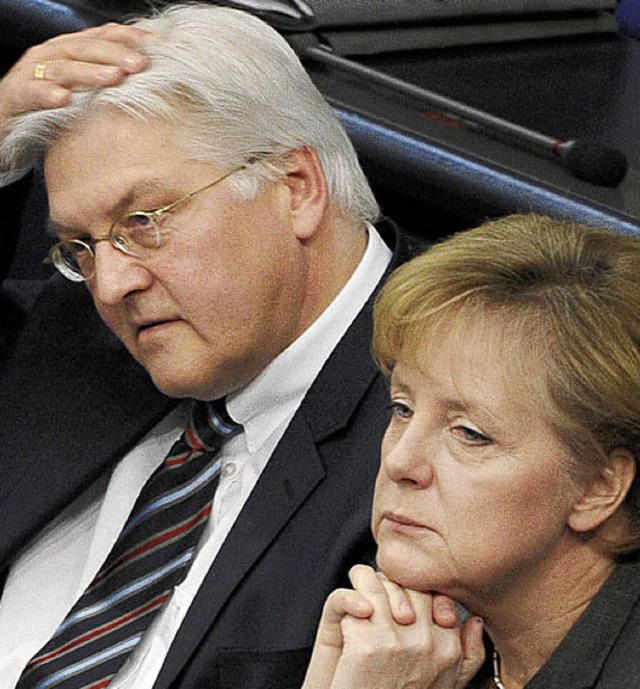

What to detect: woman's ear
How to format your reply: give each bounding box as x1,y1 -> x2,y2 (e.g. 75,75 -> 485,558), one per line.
568,448 -> 636,534
280,146 -> 328,240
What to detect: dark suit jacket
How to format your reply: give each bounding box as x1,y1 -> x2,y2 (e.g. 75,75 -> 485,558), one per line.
527,559 -> 640,689
470,559 -> 640,689
0,197 -> 418,688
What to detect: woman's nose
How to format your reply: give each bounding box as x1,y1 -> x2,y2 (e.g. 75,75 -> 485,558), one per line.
380,422 -> 436,488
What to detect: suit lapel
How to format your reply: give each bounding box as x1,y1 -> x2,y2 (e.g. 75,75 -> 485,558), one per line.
154,411 -> 326,688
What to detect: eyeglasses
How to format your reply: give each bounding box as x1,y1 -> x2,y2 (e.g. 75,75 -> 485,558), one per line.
47,165 -> 245,282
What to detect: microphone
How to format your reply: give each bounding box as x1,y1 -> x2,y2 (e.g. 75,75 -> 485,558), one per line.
302,45 -> 628,188
553,139 -> 628,188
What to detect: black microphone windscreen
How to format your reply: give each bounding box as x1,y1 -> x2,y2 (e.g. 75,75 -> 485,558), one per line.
563,139 -> 628,188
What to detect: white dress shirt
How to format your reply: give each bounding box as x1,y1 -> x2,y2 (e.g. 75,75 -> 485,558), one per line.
0,224 -> 392,688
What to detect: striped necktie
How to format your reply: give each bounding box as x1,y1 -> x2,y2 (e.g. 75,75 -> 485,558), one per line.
17,399 -> 242,689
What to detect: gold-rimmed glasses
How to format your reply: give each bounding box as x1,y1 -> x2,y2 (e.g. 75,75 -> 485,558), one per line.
47,165 -> 245,282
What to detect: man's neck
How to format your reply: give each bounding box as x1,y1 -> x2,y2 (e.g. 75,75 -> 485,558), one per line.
295,214 -> 369,338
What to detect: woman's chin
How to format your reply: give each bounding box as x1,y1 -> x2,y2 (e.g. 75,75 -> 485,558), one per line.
375,545 -> 437,592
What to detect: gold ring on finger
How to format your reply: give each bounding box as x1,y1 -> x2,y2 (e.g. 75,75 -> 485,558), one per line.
33,63 -> 47,80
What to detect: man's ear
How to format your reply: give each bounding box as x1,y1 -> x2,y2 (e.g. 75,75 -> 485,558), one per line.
568,448 -> 636,534
280,146 -> 328,240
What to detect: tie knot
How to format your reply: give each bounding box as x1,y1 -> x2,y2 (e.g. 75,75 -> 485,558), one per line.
187,399 -> 243,452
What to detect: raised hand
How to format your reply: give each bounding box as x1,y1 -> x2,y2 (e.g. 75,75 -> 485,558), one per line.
0,22 -> 149,142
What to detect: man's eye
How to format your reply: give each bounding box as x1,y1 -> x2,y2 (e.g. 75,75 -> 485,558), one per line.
122,212 -> 155,231
118,212 -> 162,249
68,238 -> 92,255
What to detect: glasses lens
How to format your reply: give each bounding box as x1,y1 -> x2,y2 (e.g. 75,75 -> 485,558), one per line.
114,212 -> 163,254
51,241 -> 93,282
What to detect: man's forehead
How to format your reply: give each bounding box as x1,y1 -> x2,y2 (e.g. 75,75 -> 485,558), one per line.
43,112 -> 217,227
44,109 -> 184,182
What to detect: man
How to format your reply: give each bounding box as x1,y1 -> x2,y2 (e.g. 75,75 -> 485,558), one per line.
0,5 -> 418,688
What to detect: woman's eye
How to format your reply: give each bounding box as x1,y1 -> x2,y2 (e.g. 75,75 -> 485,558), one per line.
454,425 -> 491,445
388,401 -> 413,419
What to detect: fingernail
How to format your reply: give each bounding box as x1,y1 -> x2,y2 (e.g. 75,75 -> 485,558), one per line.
400,599 -> 414,614
99,66 -> 121,78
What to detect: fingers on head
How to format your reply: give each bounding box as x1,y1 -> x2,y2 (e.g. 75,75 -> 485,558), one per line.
26,30 -> 148,78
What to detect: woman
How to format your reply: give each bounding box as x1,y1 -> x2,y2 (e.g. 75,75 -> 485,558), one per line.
304,214 -> 640,688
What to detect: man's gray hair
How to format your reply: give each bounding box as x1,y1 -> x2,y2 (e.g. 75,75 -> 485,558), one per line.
1,3 -> 379,223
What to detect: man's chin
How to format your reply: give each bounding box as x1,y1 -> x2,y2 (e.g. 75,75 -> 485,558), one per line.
147,369 -> 229,402
146,370 -> 207,400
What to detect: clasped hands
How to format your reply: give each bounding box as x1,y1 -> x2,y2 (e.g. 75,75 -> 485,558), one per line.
302,565 -> 485,689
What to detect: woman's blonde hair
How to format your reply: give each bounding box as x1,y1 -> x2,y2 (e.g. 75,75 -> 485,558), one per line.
374,213 -> 640,557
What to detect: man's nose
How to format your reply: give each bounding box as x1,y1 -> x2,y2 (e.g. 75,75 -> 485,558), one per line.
89,241 -> 153,305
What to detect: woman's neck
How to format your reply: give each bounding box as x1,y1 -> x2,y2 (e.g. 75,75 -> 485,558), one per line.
470,546 -> 615,688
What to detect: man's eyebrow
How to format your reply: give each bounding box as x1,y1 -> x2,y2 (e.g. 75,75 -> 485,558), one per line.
46,178 -> 175,238
112,178 -> 175,214
46,218 -> 77,238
